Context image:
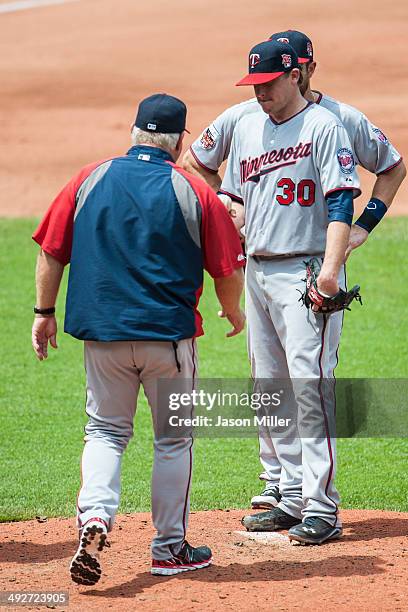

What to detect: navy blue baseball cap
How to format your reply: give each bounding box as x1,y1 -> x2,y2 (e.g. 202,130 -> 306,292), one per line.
236,40 -> 299,86
269,30 -> 313,64
134,93 -> 190,133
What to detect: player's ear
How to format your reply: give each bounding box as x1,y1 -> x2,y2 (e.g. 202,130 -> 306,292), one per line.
308,62 -> 317,78
292,68 -> 301,85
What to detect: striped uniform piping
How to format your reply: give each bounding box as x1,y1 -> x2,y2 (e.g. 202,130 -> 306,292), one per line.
218,189 -> 244,204
181,339 -> 196,538
376,157 -> 403,176
333,263 -> 347,416
318,315 -> 338,518
188,146 -> 218,175
76,439 -> 85,528
76,379 -> 90,528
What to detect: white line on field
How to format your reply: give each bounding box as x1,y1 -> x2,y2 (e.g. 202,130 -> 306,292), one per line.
0,0 -> 77,14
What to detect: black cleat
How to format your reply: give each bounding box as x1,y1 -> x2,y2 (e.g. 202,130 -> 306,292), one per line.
288,517 -> 343,545
151,540 -> 212,576
241,507 -> 301,532
70,518 -> 109,586
251,484 -> 282,510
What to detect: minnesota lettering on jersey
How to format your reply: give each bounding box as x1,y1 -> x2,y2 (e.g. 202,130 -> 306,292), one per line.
240,142 -> 312,184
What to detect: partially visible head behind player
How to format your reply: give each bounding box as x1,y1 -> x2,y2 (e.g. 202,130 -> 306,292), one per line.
236,40 -> 302,118
269,30 -> 316,96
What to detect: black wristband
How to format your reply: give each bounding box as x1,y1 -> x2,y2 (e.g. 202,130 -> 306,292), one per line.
34,306 -> 55,315
354,198 -> 387,233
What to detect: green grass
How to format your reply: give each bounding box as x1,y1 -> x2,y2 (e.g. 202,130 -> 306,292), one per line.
0,217 -> 407,521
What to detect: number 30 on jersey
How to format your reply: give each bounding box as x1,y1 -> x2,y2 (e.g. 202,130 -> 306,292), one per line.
276,178 -> 316,207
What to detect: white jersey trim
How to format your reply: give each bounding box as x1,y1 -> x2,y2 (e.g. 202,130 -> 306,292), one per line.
189,146 -> 218,174
376,156 -> 403,176
325,186 -> 362,199
218,188 -> 244,204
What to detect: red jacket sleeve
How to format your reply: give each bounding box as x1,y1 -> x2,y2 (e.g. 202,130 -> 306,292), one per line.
32,159 -> 110,266
201,191 -> 245,278
170,165 -> 245,278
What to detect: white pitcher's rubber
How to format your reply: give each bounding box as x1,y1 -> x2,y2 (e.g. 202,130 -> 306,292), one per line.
234,530 -> 289,544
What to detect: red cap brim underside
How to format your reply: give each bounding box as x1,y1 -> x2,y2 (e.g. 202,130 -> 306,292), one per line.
236,72 -> 285,86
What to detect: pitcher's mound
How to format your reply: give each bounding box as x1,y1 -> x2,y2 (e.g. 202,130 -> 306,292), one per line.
1,509 -> 407,610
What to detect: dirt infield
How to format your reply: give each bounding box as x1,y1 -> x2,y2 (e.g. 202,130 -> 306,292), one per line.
0,509 -> 407,610
0,0 -> 406,217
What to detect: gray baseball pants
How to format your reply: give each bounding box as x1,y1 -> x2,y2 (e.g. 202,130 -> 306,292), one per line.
247,255 -> 344,526
76,338 -> 197,560
256,313 -> 343,490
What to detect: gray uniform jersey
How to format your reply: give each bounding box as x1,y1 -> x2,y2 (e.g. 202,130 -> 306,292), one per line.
316,92 -> 401,174
190,94 -> 402,175
190,98 -> 261,172
220,103 -> 360,256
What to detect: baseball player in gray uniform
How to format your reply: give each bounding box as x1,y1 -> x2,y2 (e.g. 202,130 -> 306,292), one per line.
183,30 -> 406,519
184,30 -> 405,254
218,38 -> 363,544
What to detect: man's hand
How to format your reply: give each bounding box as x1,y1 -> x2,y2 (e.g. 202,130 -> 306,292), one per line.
301,257 -> 362,315
344,225 -> 369,261
314,274 -> 340,313
217,194 -> 245,235
218,307 -> 246,337
33,250 -> 64,359
214,269 -> 244,334
316,273 -> 339,298
32,316 -> 58,360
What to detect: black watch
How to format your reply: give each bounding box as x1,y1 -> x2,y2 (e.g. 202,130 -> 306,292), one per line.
34,306 -> 55,315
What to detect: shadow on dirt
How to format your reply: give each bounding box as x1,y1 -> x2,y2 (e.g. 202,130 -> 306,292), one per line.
0,540 -> 76,563
84,554 -> 387,598
342,517 -> 408,542
0,516 -> 406,567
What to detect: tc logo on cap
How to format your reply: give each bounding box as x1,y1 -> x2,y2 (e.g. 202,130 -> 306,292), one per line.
249,53 -> 261,68
277,37 -> 289,44
281,54 -> 292,69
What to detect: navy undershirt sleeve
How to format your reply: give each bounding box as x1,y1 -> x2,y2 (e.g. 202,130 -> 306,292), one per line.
326,189 -> 354,226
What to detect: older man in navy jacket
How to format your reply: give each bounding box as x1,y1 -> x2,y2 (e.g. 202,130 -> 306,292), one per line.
32,93 -> 245,583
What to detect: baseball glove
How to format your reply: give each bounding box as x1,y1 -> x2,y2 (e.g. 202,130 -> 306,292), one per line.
299,257 -> 362,314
